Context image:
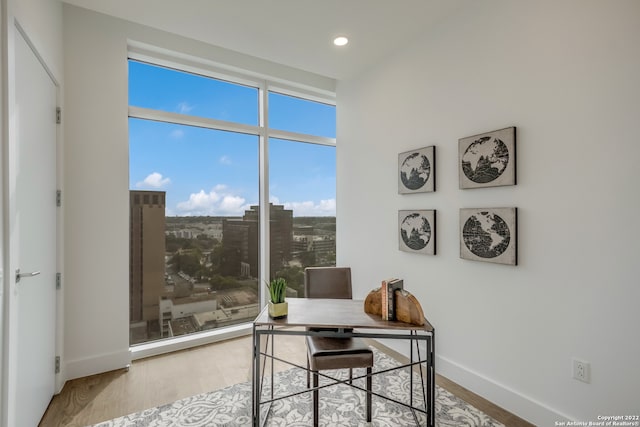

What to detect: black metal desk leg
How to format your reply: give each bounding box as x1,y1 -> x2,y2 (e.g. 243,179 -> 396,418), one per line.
270,328 -> 274,402
252,327 -> 261,427
429,332 -> 436,427
313,371 -> 319,427
366,366 -> 372,422
410,332 -> 414,408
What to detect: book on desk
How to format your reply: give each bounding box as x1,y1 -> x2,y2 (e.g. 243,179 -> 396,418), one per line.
381,278 -> 404,321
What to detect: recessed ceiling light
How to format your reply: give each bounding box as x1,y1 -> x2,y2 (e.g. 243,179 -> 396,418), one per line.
333,36 -> 349,47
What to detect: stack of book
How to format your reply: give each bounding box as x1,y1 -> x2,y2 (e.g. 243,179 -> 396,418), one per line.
380,278 -> 404,321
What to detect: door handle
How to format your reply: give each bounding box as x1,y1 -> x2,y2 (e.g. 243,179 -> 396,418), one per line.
16,269 -> 41,283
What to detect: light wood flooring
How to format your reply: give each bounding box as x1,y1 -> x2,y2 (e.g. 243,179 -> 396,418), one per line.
40,334 -> 534,427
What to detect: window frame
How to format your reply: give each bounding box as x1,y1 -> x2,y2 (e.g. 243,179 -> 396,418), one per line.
127,48 -> 336,358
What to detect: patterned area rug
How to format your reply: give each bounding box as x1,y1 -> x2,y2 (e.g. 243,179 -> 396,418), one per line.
92,348 -> 504,426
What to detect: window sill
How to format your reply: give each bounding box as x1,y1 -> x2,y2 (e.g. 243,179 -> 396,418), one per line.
130,322 -> 253,361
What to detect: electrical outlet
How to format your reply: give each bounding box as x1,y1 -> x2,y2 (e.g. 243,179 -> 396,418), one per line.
572,358 -> 590,383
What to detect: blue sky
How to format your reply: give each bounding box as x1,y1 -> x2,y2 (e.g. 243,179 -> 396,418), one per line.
128,61 -> 336,217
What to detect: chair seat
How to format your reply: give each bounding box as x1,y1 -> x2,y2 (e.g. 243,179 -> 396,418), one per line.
303,267 -> 372,425
306,336 -> 373,371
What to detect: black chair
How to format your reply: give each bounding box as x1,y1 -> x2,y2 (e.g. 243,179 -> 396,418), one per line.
304,267 -> 373,426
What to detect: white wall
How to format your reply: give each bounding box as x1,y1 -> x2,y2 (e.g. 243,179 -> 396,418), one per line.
62,4 -> 335,380
62,4 -> 131,381
12,0 -> 63,79
336,0 -> 640,424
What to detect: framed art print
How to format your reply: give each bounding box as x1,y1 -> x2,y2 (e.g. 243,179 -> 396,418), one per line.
398,146 -> 435,194
399,210 -> 436,255
459,127 -> 515,189
459,207 -> 517,265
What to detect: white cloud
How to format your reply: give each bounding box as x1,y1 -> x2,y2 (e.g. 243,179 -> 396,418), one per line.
219,195 -> 247,212
269,195 -> 281,205
177,191 -> 335,217
177,102 -> 194,114
136,172 -> 171,189
170,129 -> 184,139
176,186 -> 251,216
219,155 -> 232,165
270,197 -> 336,216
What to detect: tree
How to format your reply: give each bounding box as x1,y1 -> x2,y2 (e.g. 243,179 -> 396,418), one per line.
209,274 -> 240,292
171,252 -> 201,277
209,243 -> 224,274
274,266 -> 304,297
298,250 -> 316,268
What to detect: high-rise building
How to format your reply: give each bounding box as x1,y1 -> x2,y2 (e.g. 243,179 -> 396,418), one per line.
221,204 -> 293,278
221,218 -> 257,277
130,190 -> 166,323
268,204 -> 294,270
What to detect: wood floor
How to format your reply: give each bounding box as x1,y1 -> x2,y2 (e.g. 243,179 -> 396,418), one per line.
40,334 -> 534,427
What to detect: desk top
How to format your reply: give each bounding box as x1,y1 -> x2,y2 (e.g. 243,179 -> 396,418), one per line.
254,298 -> 433,332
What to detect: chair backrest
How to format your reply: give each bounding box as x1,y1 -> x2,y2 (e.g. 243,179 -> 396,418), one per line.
304,267 -> 352,299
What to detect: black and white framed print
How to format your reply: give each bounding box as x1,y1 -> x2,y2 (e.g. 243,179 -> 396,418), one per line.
399,210 -> 436,255
459,127 -> 516,189
460,207 -> 517,265
398,146 -> 435,194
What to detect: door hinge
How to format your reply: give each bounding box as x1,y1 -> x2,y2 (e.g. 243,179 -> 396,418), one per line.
56,190 -> 62,207
56,107 -> 61,124
56,272 -> 61,290
55,356 -> 60,374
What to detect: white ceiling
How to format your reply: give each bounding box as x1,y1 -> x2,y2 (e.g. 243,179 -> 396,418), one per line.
62,0 -> 465,80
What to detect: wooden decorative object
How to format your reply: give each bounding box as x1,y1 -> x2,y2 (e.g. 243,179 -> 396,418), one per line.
364,288 -> 383,316
395,290 -> 425,326
364,288 -> 425,326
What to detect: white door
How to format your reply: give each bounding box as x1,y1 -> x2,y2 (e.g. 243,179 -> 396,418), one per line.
14,29 -> 58,427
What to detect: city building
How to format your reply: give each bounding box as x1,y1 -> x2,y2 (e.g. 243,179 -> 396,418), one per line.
221,218 -> 257,277
221,204 -> 293,278
159,291 -> 259,338
159,293 -> 218,337
244,204 -> 293,272
129,190 -> 167,323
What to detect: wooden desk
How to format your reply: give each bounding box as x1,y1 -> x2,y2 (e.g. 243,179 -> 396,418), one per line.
252,298 -> 435,426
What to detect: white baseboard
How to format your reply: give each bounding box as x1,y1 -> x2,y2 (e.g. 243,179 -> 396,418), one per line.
64,348 -> 132,382
63,323 -> 254,384
374,338 -> 572,425
437,354 -> 571,426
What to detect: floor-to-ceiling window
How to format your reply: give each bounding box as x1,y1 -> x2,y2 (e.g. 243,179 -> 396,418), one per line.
267,92 -> 337,297
128,59 -> 336,345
